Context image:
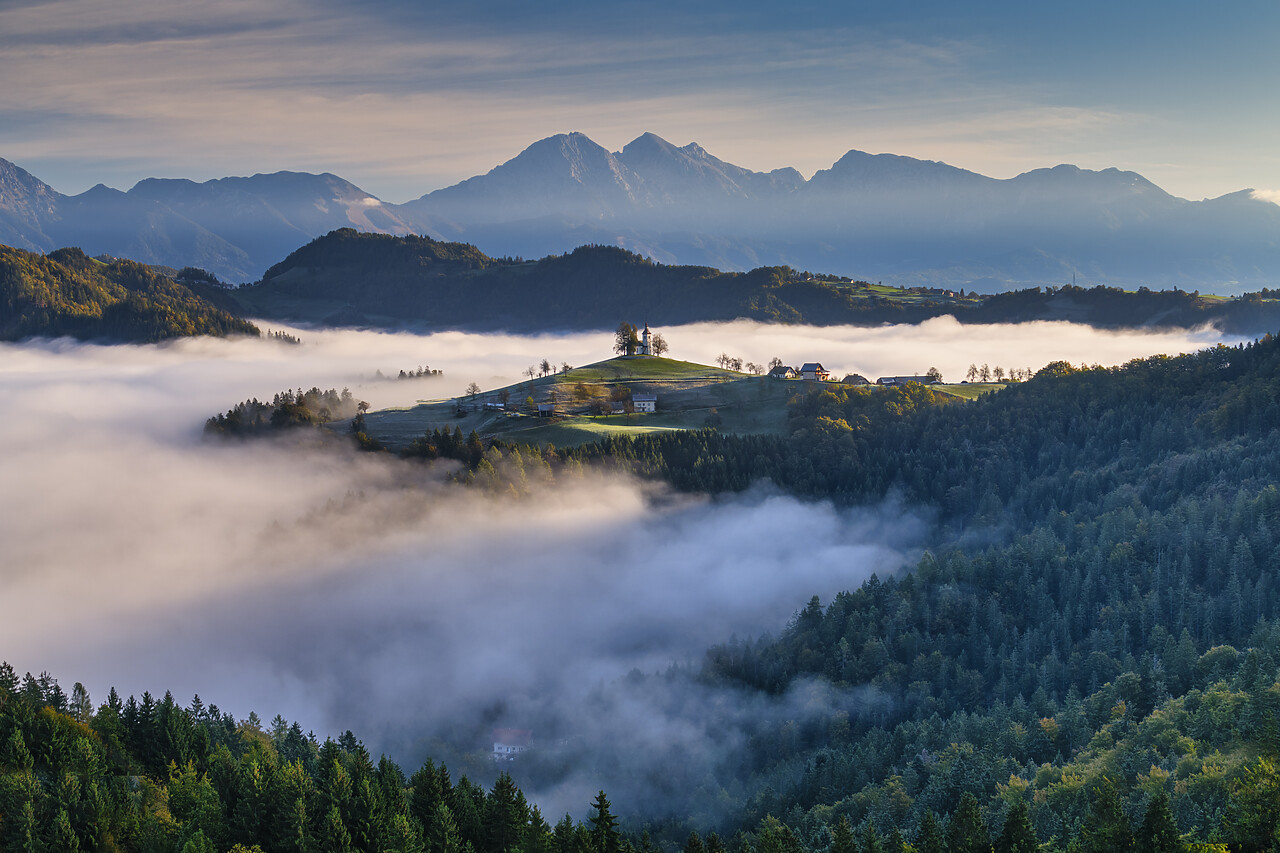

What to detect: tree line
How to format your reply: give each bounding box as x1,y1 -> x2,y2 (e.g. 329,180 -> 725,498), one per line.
0,245 -> 259,342
189,331 -> 1280,847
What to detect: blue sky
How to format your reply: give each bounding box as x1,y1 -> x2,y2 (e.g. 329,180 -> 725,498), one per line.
3,0 -> 1277,203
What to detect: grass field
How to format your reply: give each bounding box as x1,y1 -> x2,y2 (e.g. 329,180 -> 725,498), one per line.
362,355 -> 1000,449
935,382 -> 1008,400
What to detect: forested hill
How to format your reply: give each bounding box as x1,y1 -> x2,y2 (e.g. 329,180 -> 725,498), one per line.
543,335 -> 1280,847
0,663 -> 631,853
0,245 -> 259,342
230,229 -> 1280,334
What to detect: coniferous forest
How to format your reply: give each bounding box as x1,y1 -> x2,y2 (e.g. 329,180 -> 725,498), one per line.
0,245 -> 257,342
16,334 -> 1280,850
9,2 -> 1280,852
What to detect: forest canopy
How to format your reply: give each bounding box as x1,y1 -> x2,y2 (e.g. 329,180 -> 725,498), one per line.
0,245 -> 259,342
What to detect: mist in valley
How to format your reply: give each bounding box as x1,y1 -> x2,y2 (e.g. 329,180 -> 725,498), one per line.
0,318 -> 1244,821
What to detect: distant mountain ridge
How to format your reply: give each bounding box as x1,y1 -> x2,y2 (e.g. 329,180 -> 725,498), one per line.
0,160 -> 424,283
3,133 -> 1280,291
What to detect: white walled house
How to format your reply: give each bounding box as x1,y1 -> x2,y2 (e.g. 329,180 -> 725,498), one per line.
492,729 -> 533,760
632,393 -> 657,413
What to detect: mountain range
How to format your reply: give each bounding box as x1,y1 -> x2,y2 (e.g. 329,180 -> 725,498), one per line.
4,132 -> 1280,291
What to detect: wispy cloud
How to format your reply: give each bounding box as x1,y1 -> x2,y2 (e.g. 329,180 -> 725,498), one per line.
0,0 -> 1168,200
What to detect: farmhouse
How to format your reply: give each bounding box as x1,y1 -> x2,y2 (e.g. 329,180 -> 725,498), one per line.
768,365 -> 798,379
492,729 -> 532,760
632,393 -> 657,413
800,363 -> 830,382
876,375 -> 938,386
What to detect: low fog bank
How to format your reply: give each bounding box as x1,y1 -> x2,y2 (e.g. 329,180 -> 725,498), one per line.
0,318 -> 1241,820
664,315 -> 1241,384
0,329 -> 924,821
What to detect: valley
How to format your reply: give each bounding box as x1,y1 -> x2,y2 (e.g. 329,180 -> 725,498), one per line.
10,1 -> 1280,850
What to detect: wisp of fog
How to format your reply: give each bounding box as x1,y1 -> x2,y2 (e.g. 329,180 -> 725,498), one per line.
0,318 -> 1240,820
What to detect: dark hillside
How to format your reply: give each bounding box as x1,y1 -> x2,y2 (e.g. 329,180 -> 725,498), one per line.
0,245 -> 259,342
553,335 -> 1280,845
234,229 -> 1280,334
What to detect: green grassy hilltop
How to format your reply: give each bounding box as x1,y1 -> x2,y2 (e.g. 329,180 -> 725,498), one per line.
362,355 -> 1004,449
364,356 -> 791,449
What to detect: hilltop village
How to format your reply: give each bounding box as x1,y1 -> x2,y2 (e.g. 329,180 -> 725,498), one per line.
452,322 -> 955,420
352,323 -> 1013,452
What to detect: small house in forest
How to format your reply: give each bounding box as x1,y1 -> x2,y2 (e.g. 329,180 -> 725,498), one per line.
492,729 -> 532,760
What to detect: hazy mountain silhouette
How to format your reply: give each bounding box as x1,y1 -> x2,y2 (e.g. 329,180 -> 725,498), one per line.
4,133 -> 1280,290
0,160 -> 421,281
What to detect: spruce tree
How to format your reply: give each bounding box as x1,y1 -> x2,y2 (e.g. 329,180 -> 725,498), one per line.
860,821 -> 883,853
914,812 -> 945,853
321,804 -> 354,853
430,802 -> 463,853
946,793 -> 992,853
684,831 -> 706,853
994,799 -> 1037,853
1135,790 -> 1183,853
1079,779 -> 1134,853
829,817 -> 855,853
588,792 -> 621,853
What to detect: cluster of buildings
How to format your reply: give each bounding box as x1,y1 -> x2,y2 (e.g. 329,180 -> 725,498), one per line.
768,362 -> 940,386
768,362 -> 831,381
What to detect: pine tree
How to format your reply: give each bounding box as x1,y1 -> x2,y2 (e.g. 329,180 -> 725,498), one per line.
526,804 -> 553,853
281,797 -> 315,853
860,821 -> 883,853
385,813 -> 427,853
946,793 -> 992,853
755,816 -> 803,853
485,772 -> 527,853
1079,779 -> 1134,853
914,812 -> 945,853
588,791 -> 621,853
52,809 -> 80,853
182,831 -> 218,853
410,761 -> 444,836
1135,790 -> 1183,853
994,799 -> 1038,853
321,804 -> 354,853
16,797 -> 42,853
829,817 -> 855,853
430,802 -> 462,853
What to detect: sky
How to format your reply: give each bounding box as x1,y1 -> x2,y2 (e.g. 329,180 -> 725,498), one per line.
3,0 -> 1278,204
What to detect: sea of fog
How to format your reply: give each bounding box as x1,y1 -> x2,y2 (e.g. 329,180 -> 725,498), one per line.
0,317 -> 1239,817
